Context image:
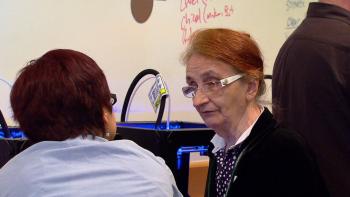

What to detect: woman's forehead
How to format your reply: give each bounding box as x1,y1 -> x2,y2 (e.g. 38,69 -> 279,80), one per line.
186,60 -> 238,81
186,69 -> 219,81
187,54 -> 237,72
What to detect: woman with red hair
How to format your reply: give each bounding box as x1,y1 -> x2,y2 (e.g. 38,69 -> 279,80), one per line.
182,28 -> 328,197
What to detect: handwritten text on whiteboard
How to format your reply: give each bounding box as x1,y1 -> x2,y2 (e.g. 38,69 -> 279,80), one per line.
180,0 -> 234,45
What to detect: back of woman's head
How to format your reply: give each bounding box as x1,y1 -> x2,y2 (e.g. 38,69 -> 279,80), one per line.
182,28 -> 266,97
11,49 -> 112,142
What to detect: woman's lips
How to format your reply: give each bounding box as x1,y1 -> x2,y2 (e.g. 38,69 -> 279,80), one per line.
200,110 -> 217,116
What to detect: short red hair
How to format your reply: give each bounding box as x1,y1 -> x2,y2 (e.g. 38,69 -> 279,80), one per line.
182,28 -> 265,97
11,49 -> 112,142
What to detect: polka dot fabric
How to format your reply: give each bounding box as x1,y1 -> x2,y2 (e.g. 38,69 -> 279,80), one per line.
214,144 -> 242,197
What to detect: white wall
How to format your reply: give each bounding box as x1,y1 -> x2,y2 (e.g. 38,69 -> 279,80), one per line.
0,0 -> 313,126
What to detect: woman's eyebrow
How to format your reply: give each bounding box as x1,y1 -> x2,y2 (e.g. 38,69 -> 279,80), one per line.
201,71 -> 220,79
186,71 -> 220,83
186,76 -> 193,83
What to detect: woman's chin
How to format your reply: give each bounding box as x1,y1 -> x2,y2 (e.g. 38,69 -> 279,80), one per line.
201,118 -> 222,130
199,111 -> 223,128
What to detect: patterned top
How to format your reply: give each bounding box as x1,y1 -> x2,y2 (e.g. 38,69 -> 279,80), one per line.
210,107 -> 264,196
214,144 -> 243,197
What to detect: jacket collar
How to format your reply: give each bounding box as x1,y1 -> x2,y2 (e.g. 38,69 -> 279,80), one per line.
208,107 -> 277,155
240,107 -> 277,151
205,107 -> 277,197
308,2 -> 350,26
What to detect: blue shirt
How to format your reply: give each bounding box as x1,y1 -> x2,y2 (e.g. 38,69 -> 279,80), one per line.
0,136 -> 183,197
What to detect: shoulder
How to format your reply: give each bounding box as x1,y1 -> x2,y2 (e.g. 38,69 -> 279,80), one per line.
259,126 -> 317,166
106,140 -> 163,160
103,140 -> 172,174
268,126 -> 305,145
266,126 -> 309,151
244,125 -> 318,177
104,140 -> 182,196
279,20 -> 350,56
244,111 -> 311,161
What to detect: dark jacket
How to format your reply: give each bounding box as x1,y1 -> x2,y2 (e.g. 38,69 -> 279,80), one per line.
272,3 -> 350,197
205,108 -> 328,197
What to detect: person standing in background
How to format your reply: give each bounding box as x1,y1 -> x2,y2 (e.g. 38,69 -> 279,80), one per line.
272,1 -> 350,196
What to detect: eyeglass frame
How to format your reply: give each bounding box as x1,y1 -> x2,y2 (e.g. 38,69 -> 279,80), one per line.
110,93 -> 117,105
182,74 -> 244,98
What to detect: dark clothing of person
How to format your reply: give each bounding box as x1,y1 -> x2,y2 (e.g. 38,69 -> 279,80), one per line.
272,3 -> 350,197
205,108 -> 328,197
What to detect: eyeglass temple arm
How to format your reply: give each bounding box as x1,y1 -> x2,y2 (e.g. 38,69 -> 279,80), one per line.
220,74 -> 244,86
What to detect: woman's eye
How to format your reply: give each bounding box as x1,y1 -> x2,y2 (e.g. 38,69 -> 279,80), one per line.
208,81 -> 217,86
186,80 -> 196,86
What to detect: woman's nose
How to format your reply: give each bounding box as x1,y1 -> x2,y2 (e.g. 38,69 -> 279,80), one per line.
192,88 -> 209,107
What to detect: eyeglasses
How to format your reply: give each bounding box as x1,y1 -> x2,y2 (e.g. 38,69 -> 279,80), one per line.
110,93 -> 117,105
182,74 -> 244,98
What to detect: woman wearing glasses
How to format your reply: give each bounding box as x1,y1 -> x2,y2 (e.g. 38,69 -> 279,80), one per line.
0,49 -> 182,197
182,28 -> 328,197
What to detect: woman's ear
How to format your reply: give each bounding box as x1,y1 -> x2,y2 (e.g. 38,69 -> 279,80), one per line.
102,107 -> 117,140
246,78 -> 259,101
103,108 -> 109,124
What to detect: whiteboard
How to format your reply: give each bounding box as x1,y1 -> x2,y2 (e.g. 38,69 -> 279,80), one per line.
0,0 -> 314,126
